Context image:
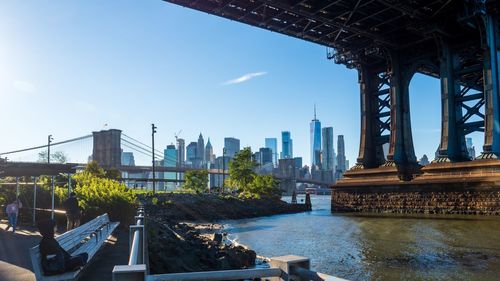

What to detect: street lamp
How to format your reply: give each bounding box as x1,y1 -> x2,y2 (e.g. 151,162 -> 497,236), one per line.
47,135 -> 53,164
151,124 -> 157,194
222,147 -> 226,193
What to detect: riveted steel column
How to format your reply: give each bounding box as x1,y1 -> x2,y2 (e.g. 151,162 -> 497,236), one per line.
385,53 -> 417,178
435,40 -> 468,162
354,65 -> 387,169
480,14 -> 500,158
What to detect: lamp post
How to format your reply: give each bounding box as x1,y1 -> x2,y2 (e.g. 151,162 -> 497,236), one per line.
151,124 -> 157,193
222,147 -> 226,193
47,135 -> 53,164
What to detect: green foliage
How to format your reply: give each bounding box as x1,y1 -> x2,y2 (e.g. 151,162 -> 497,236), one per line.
105,168 -> 122,180
84,161 -> 121,180
226,147 -> 257,191
152,197 -> 159,205
243,175 -> 281,199
226,148 -> 281,199
38,150 -> 68,163
71,162 -> 138,225
183,170 -> 209,194
85,161 -> 106,177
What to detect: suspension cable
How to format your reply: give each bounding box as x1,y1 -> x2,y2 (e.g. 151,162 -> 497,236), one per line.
0,135 -> 93,156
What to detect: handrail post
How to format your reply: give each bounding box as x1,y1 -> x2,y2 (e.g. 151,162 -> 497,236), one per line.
113,206 -> 147,281
269,255 -> 310,281
129,225 -> 144,264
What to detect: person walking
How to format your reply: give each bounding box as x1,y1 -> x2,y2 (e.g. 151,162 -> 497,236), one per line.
63,192 -> 81,231
5,199 -> 22,233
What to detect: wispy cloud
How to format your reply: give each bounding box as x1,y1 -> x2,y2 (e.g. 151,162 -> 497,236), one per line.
222,71 -> 267,85
13,80 -> 36,94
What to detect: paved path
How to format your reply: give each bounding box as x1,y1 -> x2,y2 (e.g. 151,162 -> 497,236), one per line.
0,220 -> 40,281
0,220 -> 128,281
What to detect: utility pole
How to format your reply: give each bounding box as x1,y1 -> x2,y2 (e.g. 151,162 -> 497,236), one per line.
151,124 -> 157,194
47,135 -> 53,164
222,147 -> 226,193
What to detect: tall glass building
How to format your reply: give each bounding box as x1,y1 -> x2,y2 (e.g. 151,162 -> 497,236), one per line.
164,144 -> 177,190
205,138 -> 214,164
310,106 -> 321,167
176,138 -> 185,167
186,142 -> 197,166
196,133 -> 205,167
281,131 -> 293,159
322,127 -> 335,172
336,135 -> 346,179
265,138 -> 278,166
224,137 -> 240,158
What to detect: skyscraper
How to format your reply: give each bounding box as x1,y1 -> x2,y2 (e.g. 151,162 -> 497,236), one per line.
321,127 -> 335,172
310,105 -> 322,167
265,138 -> 278,166
466,137 -> 476,159
164,144 -> 177,190
121,152 -> 135,166
224,137 -> 240,158
176,138 -> 185,167
197,133 -> 205,167
336,135 -> 346,179
259,147 -> 273,166
281,131 -> 293,159
205,138 -> 214,164
186,142 -> 197,166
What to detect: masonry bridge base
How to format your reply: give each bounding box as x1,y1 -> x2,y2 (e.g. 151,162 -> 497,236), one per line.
332,159 -> 500,215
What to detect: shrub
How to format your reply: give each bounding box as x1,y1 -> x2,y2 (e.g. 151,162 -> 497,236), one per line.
72,165 -> 138,225
226,148 -> 281,199
182,170 -> 209,194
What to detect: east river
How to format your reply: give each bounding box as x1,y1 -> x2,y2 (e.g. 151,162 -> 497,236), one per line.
223,195 -> 500,281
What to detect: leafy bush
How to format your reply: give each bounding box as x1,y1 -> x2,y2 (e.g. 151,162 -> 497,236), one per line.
72,163 -> 138,225
226,147 -> 281,199
182,170 -> 209,194
240,175 -> 281,199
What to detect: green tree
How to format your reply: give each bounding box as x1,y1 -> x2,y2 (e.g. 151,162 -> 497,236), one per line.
245,174 -> 281,199
85,161 -> 106,177
226,147 -> 257,191
225,147 -> 281,199
38,150 -> 68,163
105,168 -> 122,180
183,170 -> 209,193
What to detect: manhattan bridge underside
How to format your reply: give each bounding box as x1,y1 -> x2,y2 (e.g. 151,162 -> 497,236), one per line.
163,0 -> 500,212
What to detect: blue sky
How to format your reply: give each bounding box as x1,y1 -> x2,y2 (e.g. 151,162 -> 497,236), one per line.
0,0 -> 484,166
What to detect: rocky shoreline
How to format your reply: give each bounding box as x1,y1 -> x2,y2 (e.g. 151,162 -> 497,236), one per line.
145,193 -> 309,274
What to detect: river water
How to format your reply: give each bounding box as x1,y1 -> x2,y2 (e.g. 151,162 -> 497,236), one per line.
223,195 -> 500,281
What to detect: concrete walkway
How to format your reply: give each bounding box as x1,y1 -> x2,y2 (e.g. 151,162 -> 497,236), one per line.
0,220 -> 128,281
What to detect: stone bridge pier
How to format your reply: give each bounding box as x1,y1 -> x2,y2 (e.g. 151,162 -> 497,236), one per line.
333,9 -> 500,214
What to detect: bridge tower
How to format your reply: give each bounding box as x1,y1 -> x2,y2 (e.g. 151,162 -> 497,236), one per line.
92,129 -> 122,168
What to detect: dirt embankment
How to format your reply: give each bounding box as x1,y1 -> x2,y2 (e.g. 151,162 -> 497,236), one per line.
144,193 -> 309,274
144,193 -> 309,222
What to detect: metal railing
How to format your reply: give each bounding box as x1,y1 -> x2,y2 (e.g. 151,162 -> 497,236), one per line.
112,207 -> 348,281
128,206 -> 146,266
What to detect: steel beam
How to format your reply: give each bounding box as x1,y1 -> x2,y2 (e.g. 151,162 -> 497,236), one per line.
384,52 -> 418,179
479,13 -> 500,158
435,39 -> 469,162
353,65 -> 388,169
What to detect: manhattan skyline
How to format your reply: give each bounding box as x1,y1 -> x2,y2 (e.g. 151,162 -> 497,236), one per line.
0,1 -> 484,166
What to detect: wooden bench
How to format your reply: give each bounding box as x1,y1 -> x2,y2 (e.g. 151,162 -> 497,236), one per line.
29,213 -> 120,281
